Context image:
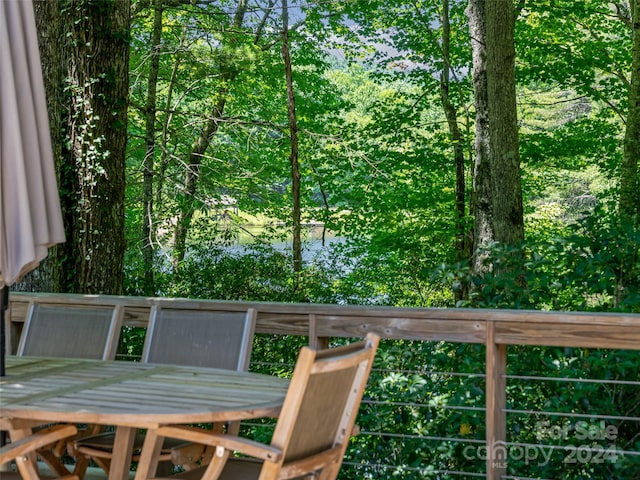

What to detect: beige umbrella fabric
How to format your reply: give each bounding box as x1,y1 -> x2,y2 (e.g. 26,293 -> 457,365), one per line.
1,0 -> 65,377
0,0 -> 65,288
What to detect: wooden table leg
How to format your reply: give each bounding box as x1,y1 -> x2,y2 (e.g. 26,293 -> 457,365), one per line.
108,427 -> 136,480
134,429 -> 164,480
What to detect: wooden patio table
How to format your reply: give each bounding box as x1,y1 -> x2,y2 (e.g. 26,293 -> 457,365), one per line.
0,356 -> 288,480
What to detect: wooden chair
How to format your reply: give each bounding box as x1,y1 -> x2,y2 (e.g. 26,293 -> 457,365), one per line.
0,425 -> 79,480
14,302 -> 124,477
141,305 -> 256,370
135,332 -> 380,480
17,302 -> 123,360
73,305 -> 257,476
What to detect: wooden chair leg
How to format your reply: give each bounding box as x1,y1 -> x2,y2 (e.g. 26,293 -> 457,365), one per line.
71,453 -> 92,478
92,456 -> 111,475
36,448 -> 73,477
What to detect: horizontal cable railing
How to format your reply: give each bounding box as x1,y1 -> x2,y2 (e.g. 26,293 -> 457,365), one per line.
6,292 -> 640,479
501,357 -> 640,480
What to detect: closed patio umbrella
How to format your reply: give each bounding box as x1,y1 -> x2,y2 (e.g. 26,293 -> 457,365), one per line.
0,0 -> 65,376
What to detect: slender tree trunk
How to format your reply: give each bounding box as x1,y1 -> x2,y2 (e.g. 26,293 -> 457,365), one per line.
171,0 -> 248,269
156,26 -> 187,212
172,93 -> 229,268
620,0 -> 640,223
282,0 -> 302,274
440,0 -> 468,300
485,0 -> 523,248
466,0 -> 493,274
21,0 -> 64,293
141,0 -> 164,295
61,0 -> 129,294
616,0 -> 640,306
170,0 -> 282,269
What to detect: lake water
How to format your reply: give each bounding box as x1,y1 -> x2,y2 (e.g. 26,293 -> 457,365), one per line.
225,225 -> 346,263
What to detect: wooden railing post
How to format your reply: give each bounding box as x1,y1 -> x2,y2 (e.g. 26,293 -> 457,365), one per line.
308,314 -> 329,349
486,321 -> 506,480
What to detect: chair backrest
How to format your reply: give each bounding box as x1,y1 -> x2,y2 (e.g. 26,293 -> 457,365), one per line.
141,305 -> 256,371
17,302 -> 123,360
262,332 -> 380,480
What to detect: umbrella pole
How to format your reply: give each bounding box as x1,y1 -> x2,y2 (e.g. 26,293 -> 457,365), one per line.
0,287 -> 6,449
0,286 -> 6,378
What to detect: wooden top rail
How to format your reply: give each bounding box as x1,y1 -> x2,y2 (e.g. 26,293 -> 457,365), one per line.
6,292 -> 640,351
6,292 -> 640,480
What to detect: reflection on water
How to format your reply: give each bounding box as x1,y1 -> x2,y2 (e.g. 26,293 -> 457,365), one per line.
234,224 -> 332,244
223,225 -> 345,263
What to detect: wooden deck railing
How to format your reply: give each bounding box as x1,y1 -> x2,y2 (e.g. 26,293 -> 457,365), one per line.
6,292 -> 640,479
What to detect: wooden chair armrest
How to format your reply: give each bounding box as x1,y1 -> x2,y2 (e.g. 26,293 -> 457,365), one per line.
56,422 -> 104,457
0,425 -> 78,464
170,442 -> 208,468
157,425 -> 282,463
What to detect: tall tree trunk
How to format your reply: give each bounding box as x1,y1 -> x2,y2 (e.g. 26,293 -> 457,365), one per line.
466,0 -> 493,274
440,0 -> 468,301
282,0 -> 302,275
485,0 -> 523,247
21,0 -> 64,293
141,0 -> 164,295
620,0 -> 640,223
61,0 -> 129,294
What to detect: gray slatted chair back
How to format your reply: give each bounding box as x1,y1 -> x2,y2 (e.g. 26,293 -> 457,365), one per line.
141,305 -> 256,371
17,302 -> 123,360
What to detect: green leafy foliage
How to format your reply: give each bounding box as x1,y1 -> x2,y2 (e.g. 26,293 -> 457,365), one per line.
117,1 -> 640,478
436,210 -> 640,312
